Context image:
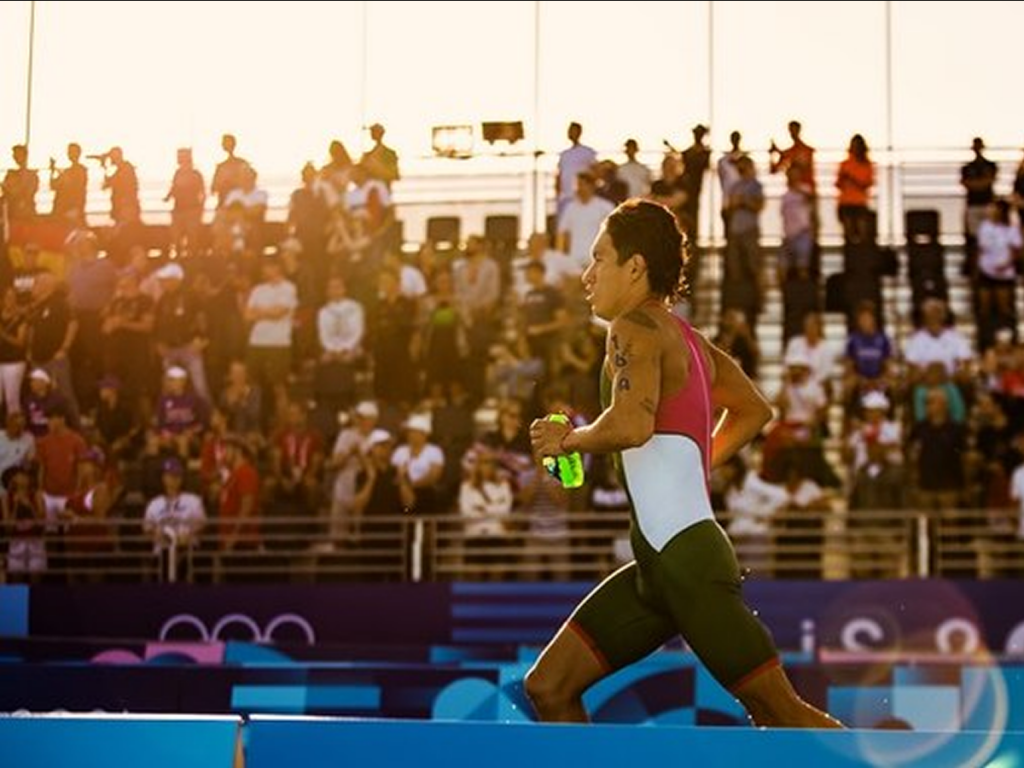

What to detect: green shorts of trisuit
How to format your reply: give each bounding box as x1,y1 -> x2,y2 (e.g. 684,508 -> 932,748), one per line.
568,519 -> 779,691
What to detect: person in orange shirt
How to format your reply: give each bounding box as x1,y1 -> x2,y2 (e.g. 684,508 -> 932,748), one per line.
835,134 -> 875,244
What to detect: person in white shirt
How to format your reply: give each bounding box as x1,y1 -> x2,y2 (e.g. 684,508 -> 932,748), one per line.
618,139 -> 652,200
458,446 -> 514,580
556,122 -> 598,223
143,456 -> 205,581
244,254 -> 298,416
557,172 -> 615,275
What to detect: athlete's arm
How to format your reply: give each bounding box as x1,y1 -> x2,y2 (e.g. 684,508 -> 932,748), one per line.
534,309 -> 661,457
705,339 -> 773,470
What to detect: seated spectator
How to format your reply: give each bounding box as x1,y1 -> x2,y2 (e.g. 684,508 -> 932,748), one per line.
143,456 -> 205,581
154,366 -> 210,457
2,463 -> 46,583
458,445 -> 513,580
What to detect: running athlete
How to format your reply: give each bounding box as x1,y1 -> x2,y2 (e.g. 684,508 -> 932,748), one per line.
528,199 -> 842,728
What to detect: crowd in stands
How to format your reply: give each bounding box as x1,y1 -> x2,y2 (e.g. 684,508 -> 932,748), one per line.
0,120 -> 1023,583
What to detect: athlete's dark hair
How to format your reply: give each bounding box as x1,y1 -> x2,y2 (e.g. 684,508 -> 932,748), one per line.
604,198 -> 689,303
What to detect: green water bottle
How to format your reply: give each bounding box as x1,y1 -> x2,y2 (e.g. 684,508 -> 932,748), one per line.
541,413 -> 585,489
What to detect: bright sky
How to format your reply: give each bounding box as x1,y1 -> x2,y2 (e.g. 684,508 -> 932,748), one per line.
1,0 -> 1022,181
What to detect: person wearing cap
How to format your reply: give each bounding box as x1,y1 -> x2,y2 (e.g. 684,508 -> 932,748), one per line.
155,365 -> 210,457
393,413 -> 445,515
327,400 -> 380,546
143,456 -> 206,581
845,390 -> 901,476
353,427 -> 411,550
23,367 -> 75,438
153,259 -> 211,402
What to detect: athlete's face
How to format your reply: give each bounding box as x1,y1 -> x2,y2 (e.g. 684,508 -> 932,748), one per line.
582,229 -> 630,321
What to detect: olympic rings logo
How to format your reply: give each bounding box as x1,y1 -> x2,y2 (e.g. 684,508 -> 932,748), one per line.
158,612 -> 316,644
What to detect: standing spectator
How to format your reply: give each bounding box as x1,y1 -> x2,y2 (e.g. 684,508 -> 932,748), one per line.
618,139 -> 652,199
244,254 -> 297,422
211,133 -> 251,210
153,262 -> 210,402
101,146 -> 140,226
680,123 -> 712,248
360,123 -> 400,191
100,270 -> 156,411
49,142 -> 88,226
315,273 -> 365,404
975,199 -> 1022,350
835,134 -> 875,245
717,130 -> 748,236
722,155 -> 764,324
66,230 -> 118,412
26,272 -> 80,425
557,172 -> 615,276
961,136 -> 998,277
2,144 -> 38,224
555,122 -> 597,224
164,148 -> 206,259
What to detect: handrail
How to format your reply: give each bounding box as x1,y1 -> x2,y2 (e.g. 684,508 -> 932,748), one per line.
1,507 -> 1019,584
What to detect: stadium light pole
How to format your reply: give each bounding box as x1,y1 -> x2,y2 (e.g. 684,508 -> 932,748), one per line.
531,0 -> 543,234
24,0 -> 36,147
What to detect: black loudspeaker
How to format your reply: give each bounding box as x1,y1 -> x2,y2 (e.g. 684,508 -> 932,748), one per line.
482,121 -> 524,144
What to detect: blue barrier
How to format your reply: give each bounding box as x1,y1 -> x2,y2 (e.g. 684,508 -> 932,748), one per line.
0,714 -> 239,768
246,716 -> 1024,768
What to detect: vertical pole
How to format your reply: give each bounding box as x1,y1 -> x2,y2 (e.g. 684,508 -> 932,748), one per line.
706,0 -> 716,251
531,0 -> 543,234
884,0 -> 896,246
24,0 -> 37,147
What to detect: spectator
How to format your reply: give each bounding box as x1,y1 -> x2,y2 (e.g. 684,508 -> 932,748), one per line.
143,455 -> 206,582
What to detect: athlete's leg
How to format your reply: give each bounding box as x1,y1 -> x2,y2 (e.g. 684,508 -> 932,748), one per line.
731,664 -> 843,728
525,562 -> 674,722
652,521 -> 844,729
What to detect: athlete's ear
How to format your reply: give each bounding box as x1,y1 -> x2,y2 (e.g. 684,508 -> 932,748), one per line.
630,252 -> 646,280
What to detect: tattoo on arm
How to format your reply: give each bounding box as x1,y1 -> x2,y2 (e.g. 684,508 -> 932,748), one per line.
640,397 -> 657,414
617,376 -> 631,392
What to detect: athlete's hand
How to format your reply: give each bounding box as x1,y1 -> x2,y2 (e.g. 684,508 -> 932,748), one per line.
529,417 -> 571,459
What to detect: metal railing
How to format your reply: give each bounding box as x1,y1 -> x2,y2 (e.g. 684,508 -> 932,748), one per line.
1,507 -> 1020,584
